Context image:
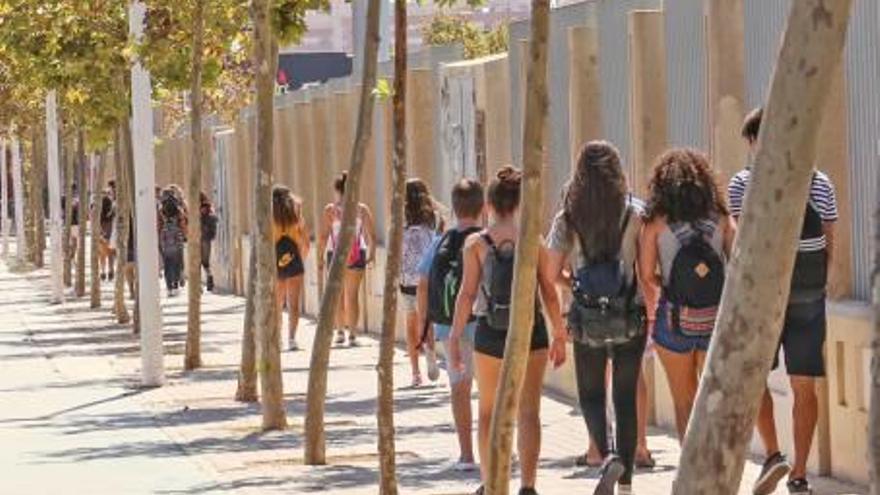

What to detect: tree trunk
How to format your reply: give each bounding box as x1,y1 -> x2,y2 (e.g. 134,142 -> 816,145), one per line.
1,139 -> 9,258
673,2 -> 853,493
304,0 -> 383,465
63,139 -> 73,286
75,131 -> 88,297
29,128 -> 45,268
485,1 -> 550,494
90,152 -> 105,309
184,0 -> 205,371
250,0 -> 285,430
45,91 -> 64,304
376,0 -> 407,492
235,242 -> 259,402
12,136 -> 26,264
23,140 -> 36,266
871,64 -> 880,495
113,124 -> 131,325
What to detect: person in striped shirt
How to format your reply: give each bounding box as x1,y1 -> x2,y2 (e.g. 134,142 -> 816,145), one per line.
730,107 -> 839,495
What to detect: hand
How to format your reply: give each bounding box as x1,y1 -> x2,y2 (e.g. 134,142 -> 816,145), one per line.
367,251 -> 376,266
448,335 -> 464,373
549,335 -> 566,369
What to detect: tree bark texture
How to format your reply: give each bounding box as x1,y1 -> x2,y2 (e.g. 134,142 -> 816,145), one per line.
304,0 -> 383,465
1,139 -> 9,258
12,137 -> 26,264
45,91 -> 64,304
235,243 -> 258,402
75,131 -> 88,297
24,136 -> 36,266
185,0 -> 205,371
250,0 -> 286,431
113,124 -> 131,325
90,153 -> 105,309
62,139 -> 73,286
871,91 -> 880,495
672,2 -> 854,493
484,1 -> 550,494
29,128 -> 45,268
376,1 -> 407,492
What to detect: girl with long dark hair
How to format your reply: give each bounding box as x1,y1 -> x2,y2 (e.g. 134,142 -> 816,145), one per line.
273,185 -> 310,351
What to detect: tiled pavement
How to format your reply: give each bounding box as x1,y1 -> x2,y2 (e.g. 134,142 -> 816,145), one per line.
0,258 -> 867,494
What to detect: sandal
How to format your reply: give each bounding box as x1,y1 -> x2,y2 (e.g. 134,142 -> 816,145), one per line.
575,451 -> 603,468
635,450 -> 656,469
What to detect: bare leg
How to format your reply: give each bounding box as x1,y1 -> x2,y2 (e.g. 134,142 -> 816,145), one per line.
288,275 -> 303,344
656,346 -> 699,442
756,387 -> 781,456
405,309 -> 421,380
790,376 -> 818,479
635,369 -> 652,462
343,268 -> 364,336
474,351 -> 502,484
450,376 -> 475,463
518,350 -> 548,489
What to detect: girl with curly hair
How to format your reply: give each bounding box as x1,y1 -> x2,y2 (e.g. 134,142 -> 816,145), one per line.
638,148 -> 736,441
273,185 -> 310,351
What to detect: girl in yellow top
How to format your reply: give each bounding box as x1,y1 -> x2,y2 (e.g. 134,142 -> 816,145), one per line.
273,185 -> 310,351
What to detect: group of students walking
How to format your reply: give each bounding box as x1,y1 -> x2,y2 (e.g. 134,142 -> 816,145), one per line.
264,107 -> 835,495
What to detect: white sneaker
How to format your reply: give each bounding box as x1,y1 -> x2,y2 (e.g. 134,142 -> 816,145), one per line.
426,348 -> 440,382
452,460 -> 478,472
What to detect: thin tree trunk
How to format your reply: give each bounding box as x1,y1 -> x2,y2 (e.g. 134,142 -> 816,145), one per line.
1,139 -> 9,258
63,139 -> 73,286
90,153 -> 105,309
75,131 -> 87,297
123,118 -> 141,335
304,0 -> 383,465
185,0 -> 205,371
113,124 -> 131,324
45,91 -> 64,304
12,136 -> 26,264
485,1 -> 550,493
872,144 -> 880,494
250,0 -> 285,430
29,128 -> 45,268
673,2 -> 853,493
235,243 -> 258,402
24,139 -> 36,265
376,0 -> 407,492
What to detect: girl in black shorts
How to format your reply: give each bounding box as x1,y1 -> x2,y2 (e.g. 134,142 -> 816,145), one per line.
448,166 -> 566,495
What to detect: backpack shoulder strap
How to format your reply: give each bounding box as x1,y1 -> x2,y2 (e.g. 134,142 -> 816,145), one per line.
481,232 -> 496,251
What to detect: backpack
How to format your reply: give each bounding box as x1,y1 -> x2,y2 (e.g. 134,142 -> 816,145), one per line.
201,210 -> 218,242
427,226 -> 481,325
789,178 -> 828,302
665,222 -> 726,338
160,219 -> 184,257
401,225 -> 434,288
567,208 -> 646,348
480,233 -> 517,331
276,232 -> 304,278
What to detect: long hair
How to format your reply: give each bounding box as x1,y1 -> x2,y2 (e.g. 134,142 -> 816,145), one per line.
645,148 -> 729,223
272,185 -> 299,229
404,178 -> 437,228
100,194 -> 114,224
564,141 -> 628,263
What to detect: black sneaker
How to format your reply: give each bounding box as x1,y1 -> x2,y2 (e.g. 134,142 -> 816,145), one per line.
474,487 -> 485,495
206,275 -> 214,292
787,478 -> 812,494
753,452 -> 791,495
519,488 -> 539,495
593,455 -> 625,495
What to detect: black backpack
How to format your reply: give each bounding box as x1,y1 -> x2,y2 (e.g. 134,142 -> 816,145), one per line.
665,222 -> 725,338
276,233 -> 304,279
790,189 -> 828,302
159,219 -> 184,257
480,233 -> 517,331
567,208 -> 645,348
426,227 -> 481,325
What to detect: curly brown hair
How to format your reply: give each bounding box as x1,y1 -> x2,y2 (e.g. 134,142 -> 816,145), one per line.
564,141 -> 628,263
273,185 -> 300,229
405,178 -> 437,228
487,165 -> 522,217
645,148 -> 729,223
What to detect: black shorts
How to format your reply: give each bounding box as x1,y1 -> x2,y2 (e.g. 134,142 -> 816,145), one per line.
772,298 -> 827,377
474,316 -> 549,359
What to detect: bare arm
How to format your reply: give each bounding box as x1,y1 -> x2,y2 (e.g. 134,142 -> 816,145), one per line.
416,274 -> 430,340
317,205 -> 333,269
360,203 -> 377,264
538,246 -> 566,340
721,214 -> 738,259
451,234 -> 482,341
638,221 -> 662,322
823,221 -> 836,272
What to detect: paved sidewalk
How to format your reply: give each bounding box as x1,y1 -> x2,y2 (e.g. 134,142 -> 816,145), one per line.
0,259 -> 867,494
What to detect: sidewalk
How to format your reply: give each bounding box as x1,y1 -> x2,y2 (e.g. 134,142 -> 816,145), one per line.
0,259 -> 867,494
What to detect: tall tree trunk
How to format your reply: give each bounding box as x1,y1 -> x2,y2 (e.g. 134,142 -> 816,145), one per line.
113,124 -> 132,324
185,0 -> 205,371
90,152 -> 105,308
235,243 -> 258,402
63,139 -> 73,286
45,91 -> 64,304
1,139 -> 9,258
304,0 -> 383,465
130,0 -> 164,386
485,1 -> 550,493
12,136 -> 26,264
75,131 -> 88,297
23,139 -> 36,265
872,138 -> 880,495
250,0 -> 285,430
673,2 -> 853,493
29,128 -> 45,268
376,0 -> 407,492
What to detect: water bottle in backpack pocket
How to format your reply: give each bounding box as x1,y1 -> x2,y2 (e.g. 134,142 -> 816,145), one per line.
665,223 -> 725,338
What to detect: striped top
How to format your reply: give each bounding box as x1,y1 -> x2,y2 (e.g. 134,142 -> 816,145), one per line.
728,168 -> 838,252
